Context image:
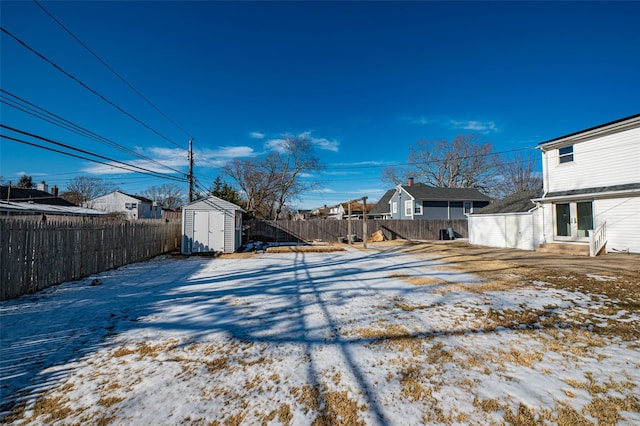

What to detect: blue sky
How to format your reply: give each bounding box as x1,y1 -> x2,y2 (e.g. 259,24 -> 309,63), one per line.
1,1 -> 638,209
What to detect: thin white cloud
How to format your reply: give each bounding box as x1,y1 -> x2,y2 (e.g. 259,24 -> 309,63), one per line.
250,132 -> 265,139
81,144 -> 256,176
400,115 -> 432,126
448,119 -> 499,133
265,138 -> 287,153
310,188 -> 336,194
202,146 -> 255,158
403,115 -> 500,134
310,136 -> 339,152
331,160 -> 390,167
14,171 -> 48,177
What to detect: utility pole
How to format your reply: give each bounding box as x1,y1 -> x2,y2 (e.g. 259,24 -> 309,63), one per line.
362,196 -> 368,249
347,200 -> 352,244
188,138 -> 194,202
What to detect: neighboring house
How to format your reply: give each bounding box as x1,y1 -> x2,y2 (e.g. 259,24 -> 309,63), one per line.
328,200 -> 372,220
533,114 -> 640,255
291,209 -> 312,221
368,190 -> 395,220
468,189 -> 543,251
308,201 -> 372,220
308,205 -> 331,220
89,191 -> 162,220
0,184 -> 104,217
388,179 -> 491,220
181,196 -> 244,254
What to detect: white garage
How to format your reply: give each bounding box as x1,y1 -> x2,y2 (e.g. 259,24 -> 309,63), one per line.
468,190 -> 543,251
181,196 -> 244,254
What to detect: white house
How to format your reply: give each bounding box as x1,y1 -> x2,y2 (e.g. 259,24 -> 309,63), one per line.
88,191 -> 161,220
181,196 -> 244,254
534,114 -> 640,255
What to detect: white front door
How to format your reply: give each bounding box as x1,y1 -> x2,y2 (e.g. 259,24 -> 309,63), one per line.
554,201 -> 593,241
192,211 -> 225,252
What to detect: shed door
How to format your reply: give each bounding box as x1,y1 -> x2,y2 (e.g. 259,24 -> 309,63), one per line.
193,211 -> 225,252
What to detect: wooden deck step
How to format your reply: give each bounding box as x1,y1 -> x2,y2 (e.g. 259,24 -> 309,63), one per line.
536,243 -> 590,256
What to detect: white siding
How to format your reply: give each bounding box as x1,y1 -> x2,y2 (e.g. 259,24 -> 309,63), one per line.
181,196 -> 243,254
469,212 -> 539,251
594,196 -> 640,254
469,215 -> 508,248
543,126 -> 640,193
539,203 -> 554,245
90,192 -> 140,219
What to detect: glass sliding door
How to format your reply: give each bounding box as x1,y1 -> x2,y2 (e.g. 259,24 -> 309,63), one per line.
554,201 -> 593,241
555,203 -> 571,237
576,202 -> 594,238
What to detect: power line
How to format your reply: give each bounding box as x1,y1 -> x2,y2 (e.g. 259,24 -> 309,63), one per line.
1,26 -> 186,150
2,133 -> 181,183
32,0 -> 193,140
1,127 -> 187,183
1,89 -> 187,176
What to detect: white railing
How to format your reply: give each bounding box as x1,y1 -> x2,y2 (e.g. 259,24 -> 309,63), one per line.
588,221 -> 607,257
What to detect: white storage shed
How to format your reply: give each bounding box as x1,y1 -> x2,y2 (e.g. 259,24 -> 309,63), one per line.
181,196 -> 244,254
468,190 -> 543,251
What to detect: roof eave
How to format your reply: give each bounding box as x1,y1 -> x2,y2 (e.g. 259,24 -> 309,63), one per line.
537,114 -> 640,151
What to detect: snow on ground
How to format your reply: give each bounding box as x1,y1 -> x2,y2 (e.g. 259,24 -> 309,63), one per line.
1,245 -> 639,425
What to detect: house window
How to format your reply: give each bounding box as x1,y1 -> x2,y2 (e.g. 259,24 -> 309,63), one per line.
392,202 -> 398,214
405,200 -> 412,216
125,203 -> 137,209
559,145 -> 574,164
464,202 -> 472,215
414,201 -> 423,215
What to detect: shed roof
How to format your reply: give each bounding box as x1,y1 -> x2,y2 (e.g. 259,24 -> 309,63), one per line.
473,189 -> 542,214
183,195 -> 245,212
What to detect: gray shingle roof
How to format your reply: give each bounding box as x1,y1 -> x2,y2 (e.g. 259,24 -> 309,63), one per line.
369,189 -> 394,215
474,189 -> 542,214
0,186 -> 77,206
544,182 -> 640,198
402,183 -> 491,201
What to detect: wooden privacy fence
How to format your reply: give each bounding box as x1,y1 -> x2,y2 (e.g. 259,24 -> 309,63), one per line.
246,219 -> 468,243
0,217 -> 181,300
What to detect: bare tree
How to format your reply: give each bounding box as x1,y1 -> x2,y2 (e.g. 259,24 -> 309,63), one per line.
140,184 -> 186,210
495,151 -> 543,197
62,176 -> 116,206
380,166 -> 410,187
271,135 -> 321,219
406,134 -> 500,193
224,158 -> 275,218
224,134 -> 322,219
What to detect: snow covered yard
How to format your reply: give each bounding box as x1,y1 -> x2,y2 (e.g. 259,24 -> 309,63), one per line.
1,244 -> 639,425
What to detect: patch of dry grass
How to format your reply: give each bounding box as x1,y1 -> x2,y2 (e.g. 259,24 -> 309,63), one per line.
262,403 -> 293,426
389,273 -> 445,286
32,395 -> 72,422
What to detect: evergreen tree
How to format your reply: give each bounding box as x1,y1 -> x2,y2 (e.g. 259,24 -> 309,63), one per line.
17,174 -> 35,189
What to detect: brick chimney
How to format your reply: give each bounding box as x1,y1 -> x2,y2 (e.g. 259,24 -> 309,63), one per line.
407,177 -> 414,187
51,185 -> 59,196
